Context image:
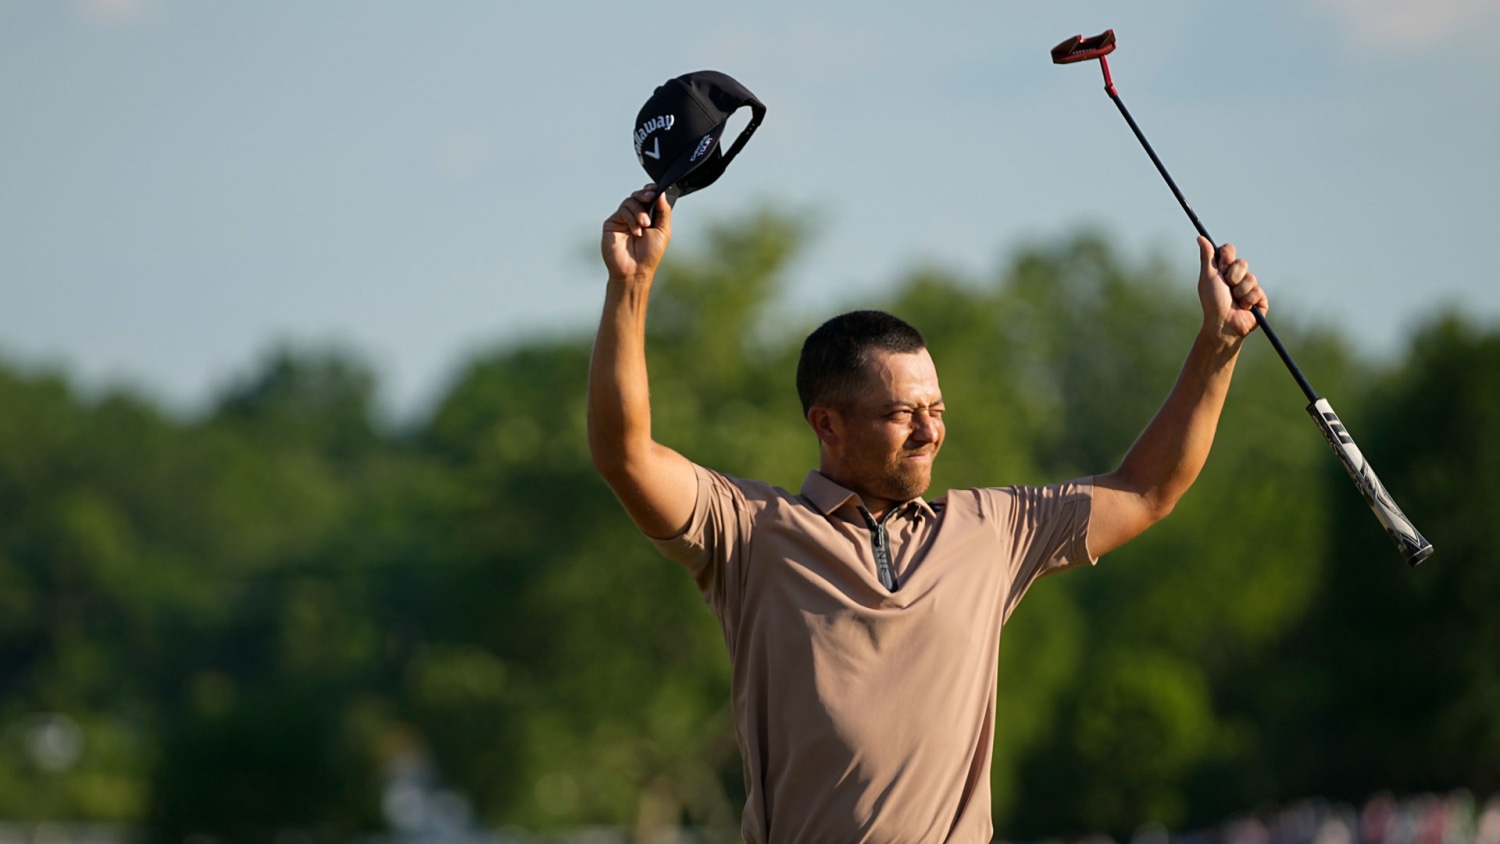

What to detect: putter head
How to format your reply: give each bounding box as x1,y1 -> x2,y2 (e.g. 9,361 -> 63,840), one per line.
1051,29 -> 1116,64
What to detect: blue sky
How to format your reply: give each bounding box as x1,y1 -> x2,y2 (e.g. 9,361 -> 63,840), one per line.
2,0 -> 1497,419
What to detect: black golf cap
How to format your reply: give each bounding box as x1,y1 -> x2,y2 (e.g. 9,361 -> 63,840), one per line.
633,70 -> 765,203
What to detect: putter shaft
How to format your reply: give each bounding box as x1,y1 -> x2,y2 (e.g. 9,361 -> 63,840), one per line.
1098,57 -> 1319,404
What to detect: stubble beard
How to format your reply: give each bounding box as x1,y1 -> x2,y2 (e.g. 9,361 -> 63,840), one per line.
872,453 -> 934,503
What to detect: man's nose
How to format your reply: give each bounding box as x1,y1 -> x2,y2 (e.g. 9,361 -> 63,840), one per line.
912,412 -> 939,443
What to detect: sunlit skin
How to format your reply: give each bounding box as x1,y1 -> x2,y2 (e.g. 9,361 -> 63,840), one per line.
808,349 -> 946,520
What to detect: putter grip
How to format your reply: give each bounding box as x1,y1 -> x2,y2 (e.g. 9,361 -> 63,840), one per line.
1307,398 -> 1433,566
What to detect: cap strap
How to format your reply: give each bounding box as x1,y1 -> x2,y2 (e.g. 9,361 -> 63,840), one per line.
716,98 -> 766,171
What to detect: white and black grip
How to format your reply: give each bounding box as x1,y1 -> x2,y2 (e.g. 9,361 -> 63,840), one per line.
1308,398 -> 1434,566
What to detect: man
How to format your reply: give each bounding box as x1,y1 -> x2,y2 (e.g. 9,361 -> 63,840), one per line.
588,185 -> 1267,843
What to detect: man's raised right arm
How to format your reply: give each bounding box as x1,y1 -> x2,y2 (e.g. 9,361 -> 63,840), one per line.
587,186 -> 699,539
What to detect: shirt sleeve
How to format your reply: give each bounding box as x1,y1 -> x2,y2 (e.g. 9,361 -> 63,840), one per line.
981,478 -> 1096,617
648,463 -> 753,615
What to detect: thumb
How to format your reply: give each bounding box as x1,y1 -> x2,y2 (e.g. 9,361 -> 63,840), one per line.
652,191 -> 673,235
1196,236 -> 1215,276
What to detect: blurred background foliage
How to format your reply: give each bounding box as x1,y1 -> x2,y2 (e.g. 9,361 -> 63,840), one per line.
0,209 -> 1493,841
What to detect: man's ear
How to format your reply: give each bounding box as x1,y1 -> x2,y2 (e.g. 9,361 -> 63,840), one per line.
807,405 -> 842,447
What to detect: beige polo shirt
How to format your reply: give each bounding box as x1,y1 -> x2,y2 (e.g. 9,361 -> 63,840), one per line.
651,464 -> 1096,844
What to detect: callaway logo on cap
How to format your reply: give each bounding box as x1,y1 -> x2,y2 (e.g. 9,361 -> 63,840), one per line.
633,70 -> 765,203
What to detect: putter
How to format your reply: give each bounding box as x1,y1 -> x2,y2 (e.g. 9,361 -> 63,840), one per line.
1051,30 -> 1433,566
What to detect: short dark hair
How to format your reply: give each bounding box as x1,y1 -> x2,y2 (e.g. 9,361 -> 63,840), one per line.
796,310 -> 926,417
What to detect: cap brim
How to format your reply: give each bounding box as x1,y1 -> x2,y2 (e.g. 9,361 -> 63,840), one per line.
652,123 -> 726,195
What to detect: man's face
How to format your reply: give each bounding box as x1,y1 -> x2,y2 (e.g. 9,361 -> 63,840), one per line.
827,348 -> 946,503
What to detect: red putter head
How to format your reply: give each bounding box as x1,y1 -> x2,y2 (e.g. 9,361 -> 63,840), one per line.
1050,29 -> 1116,64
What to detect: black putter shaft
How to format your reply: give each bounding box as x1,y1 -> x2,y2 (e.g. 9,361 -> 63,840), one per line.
1099,57 -> 1318,402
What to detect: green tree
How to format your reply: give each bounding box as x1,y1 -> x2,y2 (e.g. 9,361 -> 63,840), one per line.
1,208 -> 1494,842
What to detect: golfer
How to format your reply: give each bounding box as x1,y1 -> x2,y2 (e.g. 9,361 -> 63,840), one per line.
588,186 -> 1267,843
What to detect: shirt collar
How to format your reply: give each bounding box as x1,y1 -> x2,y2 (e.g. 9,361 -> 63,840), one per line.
800,470 -> 936,520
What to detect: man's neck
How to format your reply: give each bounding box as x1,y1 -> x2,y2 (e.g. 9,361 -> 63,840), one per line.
816,467 -> 900,522
860,499 -> 899,522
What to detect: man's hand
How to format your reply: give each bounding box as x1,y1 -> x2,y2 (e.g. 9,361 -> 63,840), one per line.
602,184 -> 672,283
1198,237 -> 1269,347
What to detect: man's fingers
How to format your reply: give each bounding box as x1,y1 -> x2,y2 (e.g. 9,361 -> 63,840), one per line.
603,187 -> 668,240
633,188 -> 666,231
1231,273 -> 1267,311
605,202 -> 644,237
1216,242 -> 1237,271
603,205 -> 631,233
1221,258 -> 1249,286
614,193 -> 657,236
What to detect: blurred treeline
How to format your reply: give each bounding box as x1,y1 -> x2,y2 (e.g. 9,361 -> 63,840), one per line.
1,209 -> 1496,842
